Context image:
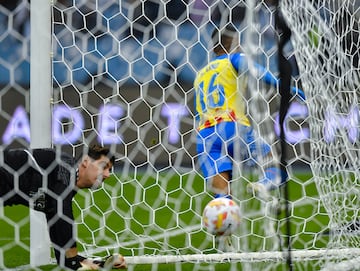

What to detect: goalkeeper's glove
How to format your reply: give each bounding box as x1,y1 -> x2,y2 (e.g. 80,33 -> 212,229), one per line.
78,254 -> 127,270
64,255 -> 89,270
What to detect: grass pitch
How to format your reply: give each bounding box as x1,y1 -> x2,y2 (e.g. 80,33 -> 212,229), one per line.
0,171 -> 329,270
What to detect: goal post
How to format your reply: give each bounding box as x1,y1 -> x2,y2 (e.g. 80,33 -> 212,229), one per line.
29,0 -> 52,267
0,0 -> 360,270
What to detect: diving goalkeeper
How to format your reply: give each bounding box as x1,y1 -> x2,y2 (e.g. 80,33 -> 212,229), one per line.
0,145 -> 126,270
194,24 -> 304,199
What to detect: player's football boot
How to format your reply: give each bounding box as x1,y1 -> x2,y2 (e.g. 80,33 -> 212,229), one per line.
246,181 -> 272,200
247,167 -> 286,200
216,235 -> 236,252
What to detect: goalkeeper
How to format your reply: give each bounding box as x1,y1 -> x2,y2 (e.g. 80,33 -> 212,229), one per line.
0,145 -> 126,270
194,25 -> 304,199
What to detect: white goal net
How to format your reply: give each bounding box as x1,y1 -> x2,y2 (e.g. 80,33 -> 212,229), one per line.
0,0 -> 359,270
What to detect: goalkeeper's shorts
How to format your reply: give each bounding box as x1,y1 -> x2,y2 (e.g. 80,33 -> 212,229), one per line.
196,121 -> 271,181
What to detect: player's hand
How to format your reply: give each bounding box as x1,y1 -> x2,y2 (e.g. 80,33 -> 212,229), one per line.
92,253 -> 127,269
77,258 -> 101,270
103,253 -> 127,269
75,253 -> 126,270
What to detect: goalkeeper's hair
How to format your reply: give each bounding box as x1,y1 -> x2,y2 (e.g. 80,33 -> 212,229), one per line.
88,144 -> 115,165
211,24 -> 237,55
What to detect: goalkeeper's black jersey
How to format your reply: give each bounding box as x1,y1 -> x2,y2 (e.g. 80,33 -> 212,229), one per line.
0,148 -> 79,256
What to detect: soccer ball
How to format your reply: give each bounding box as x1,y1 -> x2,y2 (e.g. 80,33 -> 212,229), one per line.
202,197 -> 241,236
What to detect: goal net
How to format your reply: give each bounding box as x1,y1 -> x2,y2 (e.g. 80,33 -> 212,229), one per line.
280,0 -> 360,270
0,0 -> 359,270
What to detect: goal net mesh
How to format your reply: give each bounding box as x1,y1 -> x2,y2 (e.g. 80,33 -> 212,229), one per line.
280,0 -> 360,269
0,0 -> 359,270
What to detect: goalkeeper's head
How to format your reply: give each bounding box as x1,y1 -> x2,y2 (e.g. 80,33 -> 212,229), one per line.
211,24 -> 239,55
87,144 -> 115,165
76,144 -> 115,189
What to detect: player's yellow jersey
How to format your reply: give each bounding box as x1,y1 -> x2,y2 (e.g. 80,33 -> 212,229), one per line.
194,54 -> 250,130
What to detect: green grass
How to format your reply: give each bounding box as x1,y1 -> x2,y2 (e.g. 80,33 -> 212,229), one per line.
0,171 -> 330,270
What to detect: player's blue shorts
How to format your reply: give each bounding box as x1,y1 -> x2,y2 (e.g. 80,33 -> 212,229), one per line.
196,121 -> 271,181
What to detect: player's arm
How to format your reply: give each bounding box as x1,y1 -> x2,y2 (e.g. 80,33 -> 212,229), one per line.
48,195 -> 126,269
254,62 -> 306,101
230,53 -> 305,101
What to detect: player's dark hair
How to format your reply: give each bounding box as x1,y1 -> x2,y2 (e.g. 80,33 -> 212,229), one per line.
211,24 -> 237,55
88,144 -> 115,165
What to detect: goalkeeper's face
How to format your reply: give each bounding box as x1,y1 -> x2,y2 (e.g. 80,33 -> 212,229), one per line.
76,155 -> 113,189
